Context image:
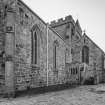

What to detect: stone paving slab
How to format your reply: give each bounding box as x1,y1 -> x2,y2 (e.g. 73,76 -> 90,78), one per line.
0,84 -> 105,105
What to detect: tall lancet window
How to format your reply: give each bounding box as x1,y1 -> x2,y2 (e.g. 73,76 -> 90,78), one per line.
82,46 -> 89,64
34,32 -> 37,64
31,24 -> 41,66
32,31 -> 37,64
53,40 -> 59,71
54,45 -> 57,70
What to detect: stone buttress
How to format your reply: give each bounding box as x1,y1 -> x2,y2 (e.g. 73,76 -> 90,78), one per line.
4,2 -> 16,96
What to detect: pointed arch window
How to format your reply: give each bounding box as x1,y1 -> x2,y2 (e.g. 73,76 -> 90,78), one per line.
34,32 -> 37,64
32,31 -> 37,64
53,40 -> 59,71
31,24 -> 41,65
82,46 -> 89,64
19,8 -> 24,25
53,43 -> 57,70
54,45 -> 57,69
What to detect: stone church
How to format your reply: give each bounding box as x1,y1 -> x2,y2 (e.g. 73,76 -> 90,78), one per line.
0,0 -> 105,96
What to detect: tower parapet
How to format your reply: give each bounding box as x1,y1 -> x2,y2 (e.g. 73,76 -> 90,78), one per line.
50,15 -> 75,28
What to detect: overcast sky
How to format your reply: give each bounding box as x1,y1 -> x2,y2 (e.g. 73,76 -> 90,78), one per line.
23,0 -> 105,52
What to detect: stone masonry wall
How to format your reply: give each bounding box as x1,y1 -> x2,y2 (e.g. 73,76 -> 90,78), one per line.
14,0 -> 47,91
48,28 -> 69,85
0,2 -> 5,89
81,35 -> 104,83
14,0 -> 69,90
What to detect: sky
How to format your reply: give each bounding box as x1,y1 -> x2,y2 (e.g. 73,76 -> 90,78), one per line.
23,0 -> 105,52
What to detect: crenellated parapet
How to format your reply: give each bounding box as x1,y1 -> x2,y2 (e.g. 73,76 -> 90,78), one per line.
50,15 -> 75,27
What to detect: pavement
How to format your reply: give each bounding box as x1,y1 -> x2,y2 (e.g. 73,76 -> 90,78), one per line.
0,84 -> 105,105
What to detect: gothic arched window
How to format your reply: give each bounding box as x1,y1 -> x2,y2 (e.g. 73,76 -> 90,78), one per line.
53,40 -> 59,71
32,31 -> 37,64
31,24 -> 40,65
54,45 -> 57,69
82,46 -> 89,64
34,32 -> 37,64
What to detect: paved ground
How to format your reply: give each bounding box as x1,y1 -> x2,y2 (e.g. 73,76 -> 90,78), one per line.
0,84 -> 105,105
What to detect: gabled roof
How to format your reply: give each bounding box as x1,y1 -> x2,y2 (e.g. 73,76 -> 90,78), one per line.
83,33 -> 105,55
18,0 -> 46,25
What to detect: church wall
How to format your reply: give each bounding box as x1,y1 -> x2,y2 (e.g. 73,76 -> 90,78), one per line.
82,35 -> 104,83
14,0 -> 47,90
48,28 -> 68,85
71,34 -> 82,63
14,0 -> 69,90
71,40 -> 82,63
